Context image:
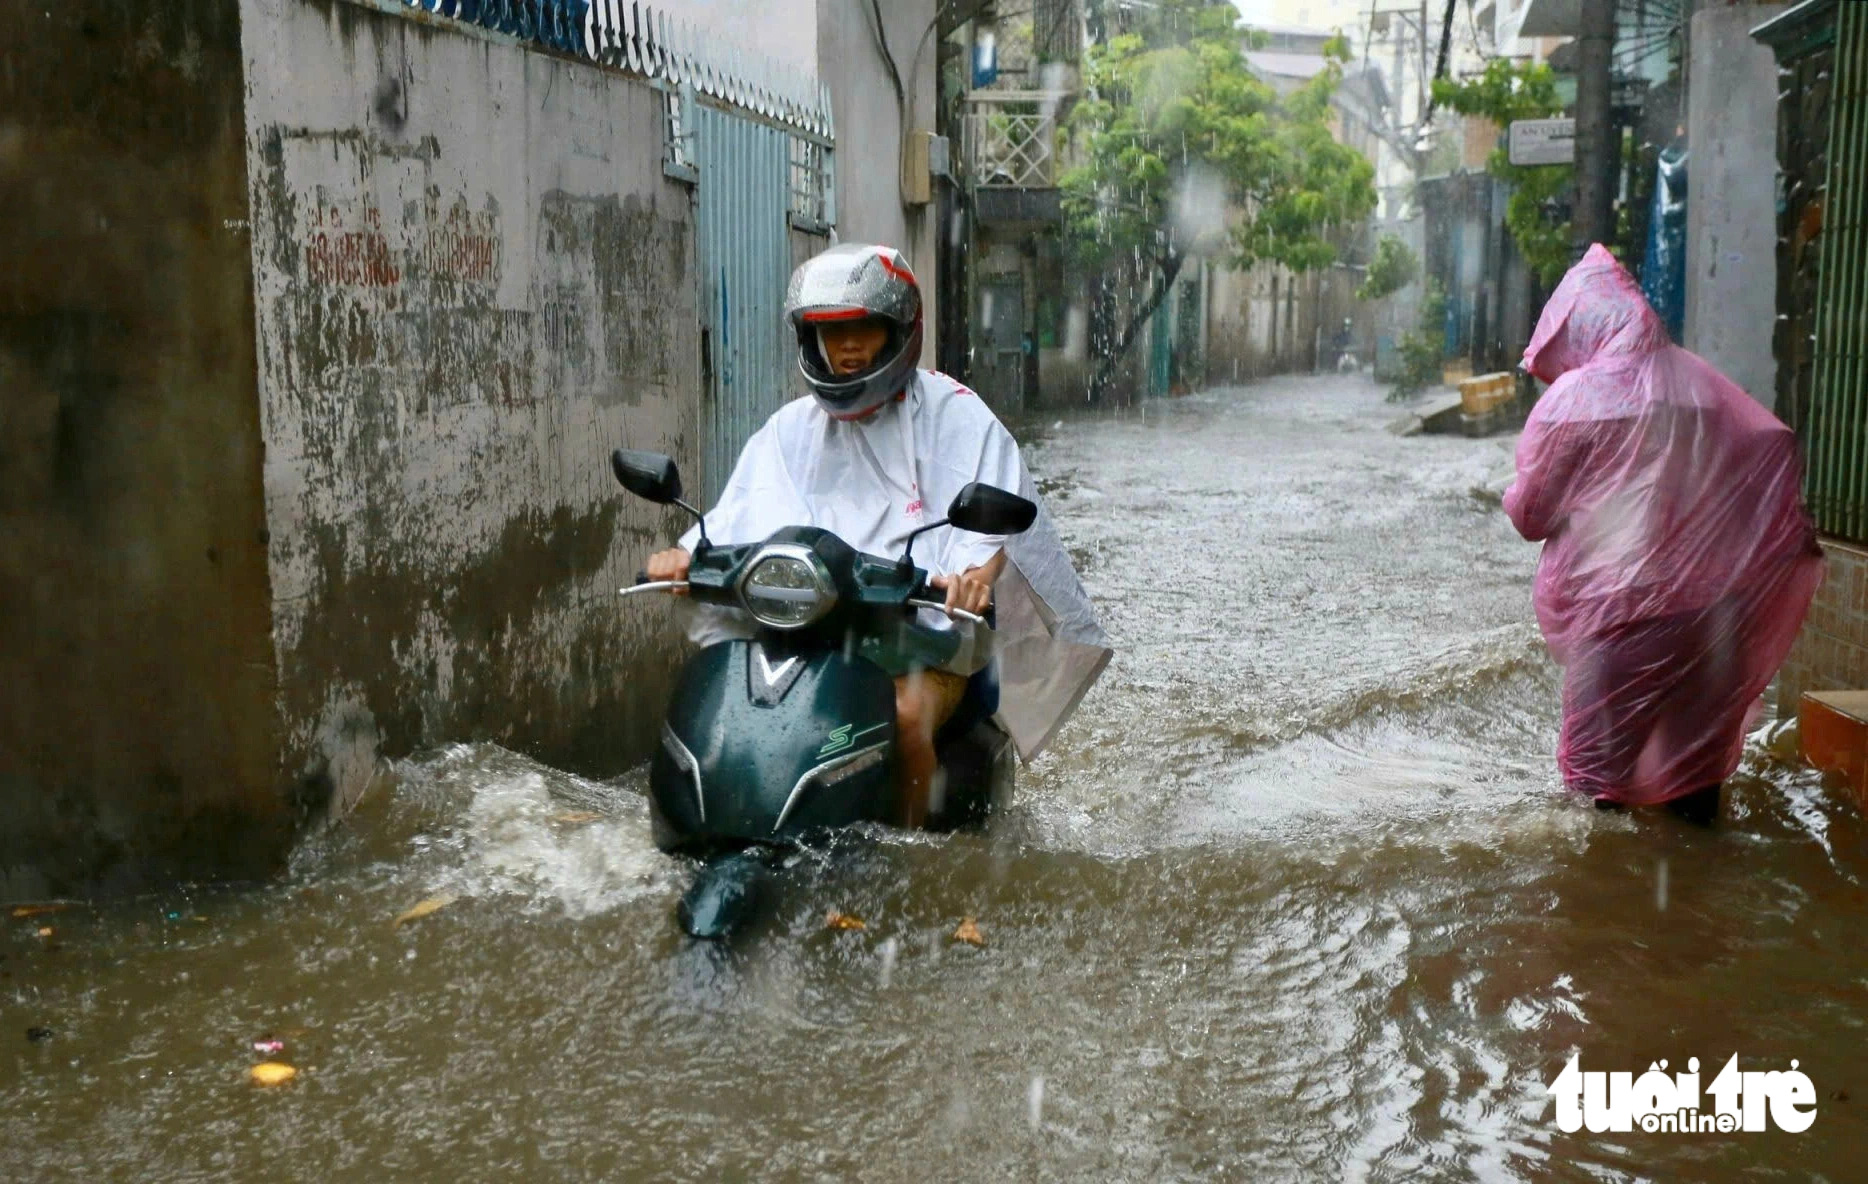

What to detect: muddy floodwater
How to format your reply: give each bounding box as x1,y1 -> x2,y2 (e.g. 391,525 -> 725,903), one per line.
5,377 -> 1864,1181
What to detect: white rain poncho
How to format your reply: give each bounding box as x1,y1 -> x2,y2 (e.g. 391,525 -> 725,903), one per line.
677,369 -> 1111,760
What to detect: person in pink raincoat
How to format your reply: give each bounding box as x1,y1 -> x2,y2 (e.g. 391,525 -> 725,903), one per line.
1504,244 -> 1823,821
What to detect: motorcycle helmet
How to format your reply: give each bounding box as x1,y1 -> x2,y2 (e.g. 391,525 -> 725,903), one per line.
785,243 -> 924,419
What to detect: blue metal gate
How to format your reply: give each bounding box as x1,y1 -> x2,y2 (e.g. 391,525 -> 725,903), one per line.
693,103 -> 795,500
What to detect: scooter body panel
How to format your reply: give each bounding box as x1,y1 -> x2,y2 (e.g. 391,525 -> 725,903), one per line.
650,639 -> 899,854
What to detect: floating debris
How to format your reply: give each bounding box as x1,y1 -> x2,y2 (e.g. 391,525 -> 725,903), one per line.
392,894 -> 459,928
11,904 -> 69,920
952,917 -> 985,947
35,928 -> 53,939
26,1027 -> 53,1044
825,910 -> 866,931
253,1037 -> 286,1056
552,810 -> 603,825
249,1062 -> 297,1087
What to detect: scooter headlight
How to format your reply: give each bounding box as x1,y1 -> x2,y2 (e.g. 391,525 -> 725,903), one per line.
738,546 -> 836,629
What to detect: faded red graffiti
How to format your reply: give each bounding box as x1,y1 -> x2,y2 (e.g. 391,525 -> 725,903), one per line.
305,229 -> 400,287
425,207 -> 500,286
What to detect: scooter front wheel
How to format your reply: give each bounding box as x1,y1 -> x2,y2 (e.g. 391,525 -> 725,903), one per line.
677,847 -> 779,940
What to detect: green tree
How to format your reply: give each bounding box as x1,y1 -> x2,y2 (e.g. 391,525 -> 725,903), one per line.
1429,60 -> 1572,284
1390,279 -> 1448,400
1356,234 -> 1418,302
1061,0 -> 1377,395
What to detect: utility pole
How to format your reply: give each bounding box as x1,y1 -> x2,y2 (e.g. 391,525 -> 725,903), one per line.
1418,1 -> 1429,121
1573,0 -> 1618,257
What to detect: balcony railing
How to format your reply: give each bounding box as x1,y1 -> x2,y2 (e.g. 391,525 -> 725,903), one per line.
963,93 -> 1069,188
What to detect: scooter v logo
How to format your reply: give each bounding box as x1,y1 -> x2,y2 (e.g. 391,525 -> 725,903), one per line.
819,723 -> 886,758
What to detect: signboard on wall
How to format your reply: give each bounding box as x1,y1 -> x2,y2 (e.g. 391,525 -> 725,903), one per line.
1508,118 -> 1576,166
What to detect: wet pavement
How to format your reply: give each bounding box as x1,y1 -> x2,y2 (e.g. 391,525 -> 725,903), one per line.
4,376 -> 1864,1181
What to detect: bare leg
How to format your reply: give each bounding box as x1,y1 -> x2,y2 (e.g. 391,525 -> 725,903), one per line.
893,670 -> 965,827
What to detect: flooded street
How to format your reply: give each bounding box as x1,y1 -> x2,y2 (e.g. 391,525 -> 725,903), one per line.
5,376 -> 1864,1181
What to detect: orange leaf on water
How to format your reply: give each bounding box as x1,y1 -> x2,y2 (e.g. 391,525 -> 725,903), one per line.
392,894 -> 458,928
249,1062 -> 298,1087
825,910 -> 867,931
952,917 -> 985,947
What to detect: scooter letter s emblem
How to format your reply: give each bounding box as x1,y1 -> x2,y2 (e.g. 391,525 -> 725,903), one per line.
818,723 -> 886,759
819,725 -> 854,758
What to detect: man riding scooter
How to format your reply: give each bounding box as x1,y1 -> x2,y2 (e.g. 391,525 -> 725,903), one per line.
642,243 -> 1109,827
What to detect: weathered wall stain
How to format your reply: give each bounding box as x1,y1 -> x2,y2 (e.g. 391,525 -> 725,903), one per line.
4,0 -> 719,893
1,0 -> 284,896
243,0 -> 707,815
281,499 -> 651,820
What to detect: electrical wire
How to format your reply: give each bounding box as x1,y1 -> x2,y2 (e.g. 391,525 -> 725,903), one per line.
868,0 -> 907,111
1420,0 -> 1457,122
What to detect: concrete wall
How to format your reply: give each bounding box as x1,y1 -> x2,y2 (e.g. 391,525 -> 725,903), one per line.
239,0 -> 703,821
0,0 -> 287,896
1201,261 -> 1328,386
1684,4 -> 1781,410
817,0 -> 940,363
1778,540 -> 1868,714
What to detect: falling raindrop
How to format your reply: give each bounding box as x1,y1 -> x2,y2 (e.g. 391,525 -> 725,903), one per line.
1655,857 -> 1669,912
878,937 -> 899,989
1027,1074 -> 1046,1131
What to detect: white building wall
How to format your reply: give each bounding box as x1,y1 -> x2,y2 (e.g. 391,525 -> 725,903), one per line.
1684,4 -> 1782,409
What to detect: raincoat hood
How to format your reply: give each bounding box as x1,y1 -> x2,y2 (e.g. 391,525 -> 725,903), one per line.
1523,244 -> 1670,384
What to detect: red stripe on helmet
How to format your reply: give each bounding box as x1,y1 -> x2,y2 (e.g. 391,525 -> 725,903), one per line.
876,253 -> 917,285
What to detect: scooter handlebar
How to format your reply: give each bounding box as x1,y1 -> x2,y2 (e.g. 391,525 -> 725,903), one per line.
620,581 -> 689,597
906,598 -> 986,626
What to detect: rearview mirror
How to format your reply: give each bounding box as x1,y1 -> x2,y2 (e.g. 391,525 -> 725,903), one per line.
947,482 -> 1037,536
611,449 -> 683,505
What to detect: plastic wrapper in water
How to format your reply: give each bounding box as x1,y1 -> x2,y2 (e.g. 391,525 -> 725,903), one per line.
1504,245 -> 1823,806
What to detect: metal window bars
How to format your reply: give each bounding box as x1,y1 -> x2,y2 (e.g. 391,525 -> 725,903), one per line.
1032,0 -> 1084,65
788,135 -> 834,232
663,85 -> 698,182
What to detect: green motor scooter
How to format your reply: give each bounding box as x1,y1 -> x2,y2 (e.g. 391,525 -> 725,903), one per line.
611,448 -> 1036,938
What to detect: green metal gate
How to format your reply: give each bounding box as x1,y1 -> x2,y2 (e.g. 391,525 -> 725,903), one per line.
1805,1 -> 1868,540
693,102 -> 795,501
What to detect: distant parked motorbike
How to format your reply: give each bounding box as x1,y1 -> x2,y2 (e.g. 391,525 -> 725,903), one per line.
1333,318 -> 1359,373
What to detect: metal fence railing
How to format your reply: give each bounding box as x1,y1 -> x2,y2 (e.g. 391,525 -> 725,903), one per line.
371,1 -> 834,140
366,2 -> 835,233
1806,1 -> 1868,541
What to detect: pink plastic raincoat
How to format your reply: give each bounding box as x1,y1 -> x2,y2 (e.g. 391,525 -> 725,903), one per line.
1504,245 -> 1822,806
